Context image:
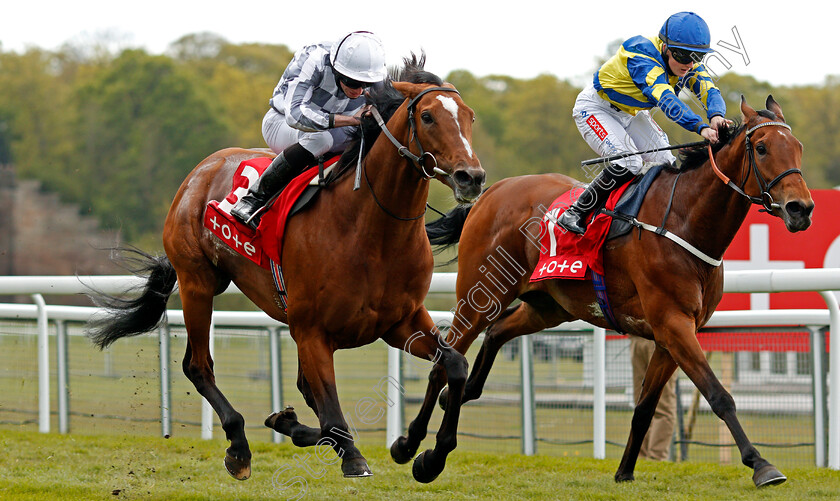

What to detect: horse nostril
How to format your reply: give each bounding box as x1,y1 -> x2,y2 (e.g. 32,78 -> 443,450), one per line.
785,201 -> 813,219
453,170 -> 476,188
474,170 -> 486,187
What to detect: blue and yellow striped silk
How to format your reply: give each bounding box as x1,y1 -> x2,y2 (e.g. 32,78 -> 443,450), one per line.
593,35 -> 725,133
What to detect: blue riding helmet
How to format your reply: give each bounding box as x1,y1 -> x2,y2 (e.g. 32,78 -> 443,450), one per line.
659,12 -> 713,52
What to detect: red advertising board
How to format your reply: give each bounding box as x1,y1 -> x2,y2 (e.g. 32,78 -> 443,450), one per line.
718,189 -> 840,310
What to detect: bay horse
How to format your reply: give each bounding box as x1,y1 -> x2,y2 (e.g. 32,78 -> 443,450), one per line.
390,96 -> 813,487
86,56 -> 484,482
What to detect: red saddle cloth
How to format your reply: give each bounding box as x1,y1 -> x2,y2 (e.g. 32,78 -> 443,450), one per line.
203,156 -> 337,268
529,182 -> 632,282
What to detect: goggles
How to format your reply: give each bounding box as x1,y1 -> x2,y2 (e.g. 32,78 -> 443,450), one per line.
338,74 -> 369,90
669,47 -> 704,65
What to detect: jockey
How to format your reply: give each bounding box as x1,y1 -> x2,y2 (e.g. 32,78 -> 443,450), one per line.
557,12 -> 729,235
231,31 -> 388,229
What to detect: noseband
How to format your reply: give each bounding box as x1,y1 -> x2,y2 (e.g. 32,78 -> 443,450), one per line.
708,120 -> 802,213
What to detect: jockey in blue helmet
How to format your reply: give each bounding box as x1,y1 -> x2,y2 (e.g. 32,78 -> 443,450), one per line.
558,12 -> 730,235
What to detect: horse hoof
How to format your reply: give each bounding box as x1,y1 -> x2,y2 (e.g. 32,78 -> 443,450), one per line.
614,472 -> 634,483
265,407 -> 298,435
438,387 -> 449,410
224,452 -> 251,481
753,464 -> 786,487
342,457 -> 373,478
390,436 -> 414,465
412,450 -> 441,484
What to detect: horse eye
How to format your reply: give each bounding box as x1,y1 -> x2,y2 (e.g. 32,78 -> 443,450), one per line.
756,144 -> 767,155
421,111 -> 434,125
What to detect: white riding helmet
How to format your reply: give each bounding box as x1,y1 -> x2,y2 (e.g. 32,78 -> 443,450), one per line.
330,31 -> 388,83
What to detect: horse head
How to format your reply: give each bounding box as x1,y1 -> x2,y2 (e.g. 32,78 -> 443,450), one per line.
392,81 -> 486,202
738,95 -> 814,232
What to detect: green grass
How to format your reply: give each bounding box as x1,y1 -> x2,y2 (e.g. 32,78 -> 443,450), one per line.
0,428 -> 838,501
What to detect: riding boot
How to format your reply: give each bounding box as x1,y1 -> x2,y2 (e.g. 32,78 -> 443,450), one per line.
556,164 -> 636,235
231,144 -> 315,229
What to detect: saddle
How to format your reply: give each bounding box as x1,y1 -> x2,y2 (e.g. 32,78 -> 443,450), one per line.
203,155 -> 342,269
529,163 -> 667,283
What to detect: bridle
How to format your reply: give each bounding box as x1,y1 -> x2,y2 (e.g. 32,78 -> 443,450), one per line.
708,120 -> 802,214
369,86 -> 461,179
360,85 -> 462,220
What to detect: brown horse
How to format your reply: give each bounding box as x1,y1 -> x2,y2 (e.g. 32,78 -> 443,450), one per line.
86,56 -> 484,482
391,96 -> 813,487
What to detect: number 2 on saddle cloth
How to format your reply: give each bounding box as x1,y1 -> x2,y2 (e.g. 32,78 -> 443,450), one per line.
203,155 -> 340,308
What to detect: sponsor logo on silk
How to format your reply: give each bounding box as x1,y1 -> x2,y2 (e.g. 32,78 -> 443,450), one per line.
207,212 -> 258,258
586,115 -> 608,141
535,257 -> 586,278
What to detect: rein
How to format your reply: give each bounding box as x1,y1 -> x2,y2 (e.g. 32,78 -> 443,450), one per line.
708,120 -> 802,213
358,86 -> 462,221
602,120 -> 802,267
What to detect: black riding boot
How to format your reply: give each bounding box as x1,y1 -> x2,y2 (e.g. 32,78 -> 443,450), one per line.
231,144 -> 315,229
556,164 -> 636,235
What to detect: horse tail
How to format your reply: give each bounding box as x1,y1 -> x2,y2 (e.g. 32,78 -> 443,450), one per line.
85,248 -> 178,350
426,204 -> 473,251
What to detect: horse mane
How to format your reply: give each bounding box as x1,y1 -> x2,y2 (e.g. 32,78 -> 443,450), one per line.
676,109 -> 778,171
330,53 -> 443,180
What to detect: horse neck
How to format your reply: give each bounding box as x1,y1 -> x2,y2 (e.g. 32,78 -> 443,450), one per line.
667,136 -> 752,260
355,108 -> 431,227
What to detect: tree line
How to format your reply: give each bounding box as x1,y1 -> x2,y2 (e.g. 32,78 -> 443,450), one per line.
1,33 -> 837,250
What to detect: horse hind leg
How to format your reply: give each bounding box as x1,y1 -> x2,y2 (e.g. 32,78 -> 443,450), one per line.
264,362 -> 322,447
178,272 -> 251,480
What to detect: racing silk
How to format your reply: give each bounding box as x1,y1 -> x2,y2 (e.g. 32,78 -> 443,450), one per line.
269,42 -> 366,132
593,35 -> 725,134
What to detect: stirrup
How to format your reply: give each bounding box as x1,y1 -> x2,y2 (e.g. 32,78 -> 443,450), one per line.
231,197 -> 266,230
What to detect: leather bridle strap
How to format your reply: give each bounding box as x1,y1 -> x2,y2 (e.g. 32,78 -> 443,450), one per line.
369,86 -> 460,179
708,120 -> 802,213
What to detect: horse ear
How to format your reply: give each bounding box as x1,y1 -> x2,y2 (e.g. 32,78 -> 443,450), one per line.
391,81 -> 418,99
740,95 -> 757,121
766,95 -> 786,122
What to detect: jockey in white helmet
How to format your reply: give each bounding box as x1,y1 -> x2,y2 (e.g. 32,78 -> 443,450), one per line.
232,31 -> 388,229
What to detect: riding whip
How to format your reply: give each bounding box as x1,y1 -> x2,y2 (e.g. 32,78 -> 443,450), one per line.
581,140 -> 709,166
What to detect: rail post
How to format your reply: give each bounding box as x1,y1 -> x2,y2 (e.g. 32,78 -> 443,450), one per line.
33,293 -> 50,433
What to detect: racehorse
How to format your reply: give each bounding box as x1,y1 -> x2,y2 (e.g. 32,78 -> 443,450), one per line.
390,96 -> 813,487
86,55 -> 485,482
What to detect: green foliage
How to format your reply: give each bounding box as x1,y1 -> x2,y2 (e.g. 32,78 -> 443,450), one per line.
69,49 -> 233,242
0,36 -> 837,249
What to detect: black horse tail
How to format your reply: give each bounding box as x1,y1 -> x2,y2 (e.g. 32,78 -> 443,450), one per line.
85,248 -> 178,350
425,204 -> 473,253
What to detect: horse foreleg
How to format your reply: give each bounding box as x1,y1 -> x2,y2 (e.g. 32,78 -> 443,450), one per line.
390,308 -> 488,467
294,338 -> 371,478
389,362 -> 447,465
663,318 -> 786,487
614,344 -> 677,482
386,310 -> 469,484
180,282 -> 251,480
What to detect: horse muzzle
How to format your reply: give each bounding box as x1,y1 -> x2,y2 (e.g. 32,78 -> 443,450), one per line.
449,165 -> 485,202
781,199 -> 814,232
